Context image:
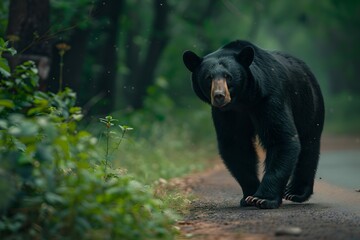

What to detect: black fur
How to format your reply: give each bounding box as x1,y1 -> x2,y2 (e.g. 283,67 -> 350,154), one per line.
183,40 -> 325,209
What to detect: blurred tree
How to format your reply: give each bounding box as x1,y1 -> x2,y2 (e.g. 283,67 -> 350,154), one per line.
96,0 -> 124,113
263,1 -> 360,94
49,0 -> 123,114
49,0 -> 170,112
312,1 -> 360,94
0,1 -> 9,37
47,0 -> 94,92
5,0 -> 51,84
123,0 -> 169,109
180,0 -> 219,53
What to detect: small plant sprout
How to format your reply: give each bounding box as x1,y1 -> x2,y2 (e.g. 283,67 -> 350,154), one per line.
99,115 -> 118,129
99,116 -> 118,175
99,116 -> 133,179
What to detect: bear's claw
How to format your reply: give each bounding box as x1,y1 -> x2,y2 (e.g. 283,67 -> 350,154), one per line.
245,196 -> 280,209
283,194 -> 295,201
283,185 -> 312,203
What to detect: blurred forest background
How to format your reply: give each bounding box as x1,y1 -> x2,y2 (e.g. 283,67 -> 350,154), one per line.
1,0 -> 359,133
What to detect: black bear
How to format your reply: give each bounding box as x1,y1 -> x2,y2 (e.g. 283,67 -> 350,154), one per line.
183,40 -> 324,209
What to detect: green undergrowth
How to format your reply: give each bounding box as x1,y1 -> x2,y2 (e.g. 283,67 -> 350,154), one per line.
115,114 -> 215,183
88,101 -> 217,214
0,39 -> 180,239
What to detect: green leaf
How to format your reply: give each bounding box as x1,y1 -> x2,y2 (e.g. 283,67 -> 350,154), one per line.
45,192 -> 65,205
72,113 -> 83,121
13,139 -> 26,152
0,119 -> 8,129
70,106 -> 82,114
4,48 -> 17,56
119,125 -> 134,131
0,58 -> 10,77
8,47 -> 17,56
0,99 -> 15,108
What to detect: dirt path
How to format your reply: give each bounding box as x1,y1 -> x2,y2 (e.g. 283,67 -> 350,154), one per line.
177,137 -> 360,240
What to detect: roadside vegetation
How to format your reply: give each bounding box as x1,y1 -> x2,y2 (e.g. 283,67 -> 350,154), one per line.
0,40 -> 215,239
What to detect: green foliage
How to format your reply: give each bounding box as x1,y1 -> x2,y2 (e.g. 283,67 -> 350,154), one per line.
0,40 -> 176,240
0,61 -> 39,113
0,38 -> 16,78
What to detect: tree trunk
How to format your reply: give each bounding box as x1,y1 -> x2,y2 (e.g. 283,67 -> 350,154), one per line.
5,0 -> 51,87
123,0 -> 170,109
94,0 -> 124,114
47,0 -> 124,114
181,0 -> 218,53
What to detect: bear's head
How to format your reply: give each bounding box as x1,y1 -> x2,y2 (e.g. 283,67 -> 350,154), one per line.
183,46 -> 254,110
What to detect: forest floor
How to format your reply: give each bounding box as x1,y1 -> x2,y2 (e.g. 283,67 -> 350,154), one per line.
176,136 -> 360,240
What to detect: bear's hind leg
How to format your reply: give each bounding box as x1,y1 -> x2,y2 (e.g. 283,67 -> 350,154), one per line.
284,138 -> 321,202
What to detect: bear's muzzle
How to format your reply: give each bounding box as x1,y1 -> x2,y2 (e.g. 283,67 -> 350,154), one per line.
211,78 -> 231,108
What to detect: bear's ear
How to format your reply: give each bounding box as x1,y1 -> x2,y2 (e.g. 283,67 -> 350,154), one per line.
183,50 -> 202,72
235,46 -> 254,67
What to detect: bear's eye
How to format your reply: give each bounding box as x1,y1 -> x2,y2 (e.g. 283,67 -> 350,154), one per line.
224,73 -> 231,81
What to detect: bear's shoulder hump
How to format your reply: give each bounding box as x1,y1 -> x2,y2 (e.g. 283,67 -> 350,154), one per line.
222,40 -> 255,51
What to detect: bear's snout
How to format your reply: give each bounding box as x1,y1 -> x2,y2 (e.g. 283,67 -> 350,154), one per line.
213,90 -> 226,106
211,79 -> 231,108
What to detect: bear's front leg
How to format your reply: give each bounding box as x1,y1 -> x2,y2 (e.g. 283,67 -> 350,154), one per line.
245,105 -> 301,209
245,140 -> 301,209
219,139 -> 260,207
212,110 -> 260,207
245,124 -> 301,209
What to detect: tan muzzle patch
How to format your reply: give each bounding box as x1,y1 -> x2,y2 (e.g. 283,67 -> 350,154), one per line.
211,78 -> 231,107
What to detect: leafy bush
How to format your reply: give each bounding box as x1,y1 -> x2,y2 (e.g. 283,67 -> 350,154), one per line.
0,39 -> 176,240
